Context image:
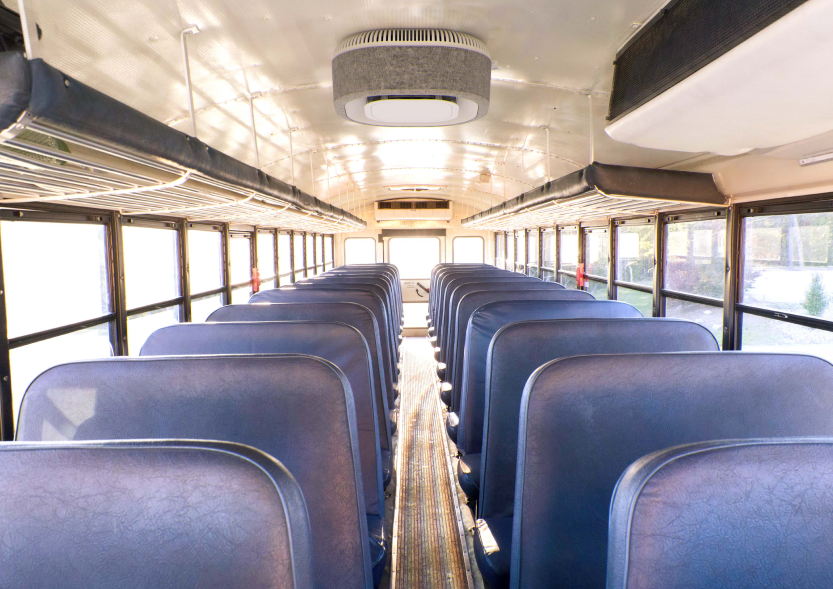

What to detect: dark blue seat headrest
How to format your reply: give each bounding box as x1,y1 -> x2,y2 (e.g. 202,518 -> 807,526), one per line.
607,438 -> 833,589
18,354 -> 372,589
515,353 -> 833,589
0,440 -> 314,588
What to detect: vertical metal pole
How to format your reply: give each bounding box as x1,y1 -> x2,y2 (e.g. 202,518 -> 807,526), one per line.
723,205 -> 742,350
250,228 -> 258,293
249,96 -> 260,169
608,218 -> 616,300
0,222 -> 15,440
312,233 -> 317,274
302,232 -> 308,278
588,94 -> 595,165
309,152 -> 316,197
180,220 -> 192,322
653,214 -> 665,317
222,223 -> 232,304
555,226 -> 561,282
274,231 -> 281,287
578,225 -> 586,290
538,228 -> 544,281
17,0 -> 41,60
109,211 -> 128,356
180,26 -> 200,138
288,128 -> 295,186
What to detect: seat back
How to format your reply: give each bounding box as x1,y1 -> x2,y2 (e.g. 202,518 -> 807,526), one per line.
514,353 -> 833,589
250,287 -> 396,385
18,354 -> 371,589
0,440 -> 314,588
446,286 -> 586,406
607,438 -> 833,589
436,271 -> 523,334
433,268 -> 509,324
481,318 -> 719,521
295,276 -> 400,330
209,302 -> 393,416
457,299 -> 638,454
139,321 -> 384,519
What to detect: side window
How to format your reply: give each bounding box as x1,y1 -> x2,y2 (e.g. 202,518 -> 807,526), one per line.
293,233 -> 305,281
389,237 -> 441,279
541,230 -> 555,281
257,232 -> 276,290
615,221 -> 655,317
229,236 -> 253,304
278,233 -> 292,284
558,227 -> 579,288
188,228 -> 224,321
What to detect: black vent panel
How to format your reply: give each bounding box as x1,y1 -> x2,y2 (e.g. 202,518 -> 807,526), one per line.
609,0 -> 809,122
377,200 -> 450,210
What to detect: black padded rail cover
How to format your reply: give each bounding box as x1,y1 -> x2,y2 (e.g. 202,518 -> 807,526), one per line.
18,354 -> 371,589
138,321 -> 384,520
0,52 -> 363,227
461,162 -> 725,225
456,298 -> 635,454
514,353 -> 833,589
609,0 -> 809,122
607,439 -> 833,589
0,441 -> 314,589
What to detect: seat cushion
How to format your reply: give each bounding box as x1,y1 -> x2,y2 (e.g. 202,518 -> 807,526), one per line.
446,411 -> 459,443
382,448 -> 393,490
457,452 -> 480,501
474,516 -> 512,588
367,513 -> 387,588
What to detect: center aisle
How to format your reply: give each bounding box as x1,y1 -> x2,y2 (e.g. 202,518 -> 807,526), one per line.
391,337 -> 472,589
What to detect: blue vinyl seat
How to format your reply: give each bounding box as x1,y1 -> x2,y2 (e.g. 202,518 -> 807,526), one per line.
0,440 -> 314,588
475,319 -> 718,588
17,354 -> 372,589
513,353 -> 833,589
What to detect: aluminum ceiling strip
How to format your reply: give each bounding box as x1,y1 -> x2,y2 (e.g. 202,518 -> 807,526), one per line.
0,52 -> 364,231
461,162 -> 726,229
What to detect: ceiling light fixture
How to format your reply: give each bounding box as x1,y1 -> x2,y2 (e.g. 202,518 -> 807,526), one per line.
332,29 -> 491,127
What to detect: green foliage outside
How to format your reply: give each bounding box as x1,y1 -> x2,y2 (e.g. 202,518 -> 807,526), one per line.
802,273 -> 830,317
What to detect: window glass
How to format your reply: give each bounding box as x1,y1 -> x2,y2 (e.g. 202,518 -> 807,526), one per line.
560,273 -> 578,289
742,212 -> 833,319
404,302 -> 429,329
324,235 -> 334,264
515,231 -> 525,271
665,298 -> 723,348
278,234 -> 292,278
345,238 -> 377,264
127,305 -> 180,356
506,234 -> 514,271
188,229 -> 223,294
617,224 -> 655,287
1,221 -> 110,338
741,313 -> 833,362
257,233 -> 276,279
389,237 -> 441,279
528,231 -> 539,266
191,293 -> 224,322
559,227 -> 578,273
293,233 -> 305,274
542,230 -> 555,269
617,287 -> 652,316
232,285 -> 252,305
453,236 -> 484,263
317,235 -> 325,266
585,229 -> 609,278
665,218 -> 726,300
586,279 -> 608,300
324,263 -> 334,271
229,237 -> 252,285
123,226 -> 180,309
527,266 -> 539,278
541,269 -> 556,282
496,234 -> 505,267
306,234 -> 315,270
10,323 -> 113,423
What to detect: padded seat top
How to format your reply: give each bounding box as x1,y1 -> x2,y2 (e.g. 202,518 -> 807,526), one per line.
18,354 -> 372,589
607,438 -> 833,589
456,299 -> 638,454
514,353 -> 833,589
139,321 -> 384,518
481,318 -> 719,522
0,441 -> 314,588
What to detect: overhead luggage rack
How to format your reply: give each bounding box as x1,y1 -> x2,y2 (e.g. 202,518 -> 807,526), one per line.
0,52 -> 365,232
461,162 -> 726,230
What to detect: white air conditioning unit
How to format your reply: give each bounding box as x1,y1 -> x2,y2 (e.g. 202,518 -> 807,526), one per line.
374,199 -> 453,221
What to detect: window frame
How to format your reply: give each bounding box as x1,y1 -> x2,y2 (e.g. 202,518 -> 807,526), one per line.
344,236 -> 378,265
452,235 -> 485,263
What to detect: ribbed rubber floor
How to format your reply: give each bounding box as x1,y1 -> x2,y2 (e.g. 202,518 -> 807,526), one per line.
391,337 -> 471,589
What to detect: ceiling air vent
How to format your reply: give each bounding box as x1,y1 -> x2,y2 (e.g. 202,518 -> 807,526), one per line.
375,199 -> 453,221
332,28 -> 491,127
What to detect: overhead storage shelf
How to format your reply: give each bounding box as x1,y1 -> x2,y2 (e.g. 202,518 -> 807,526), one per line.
0,52 -> 365,232
461,162 -> 726,230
